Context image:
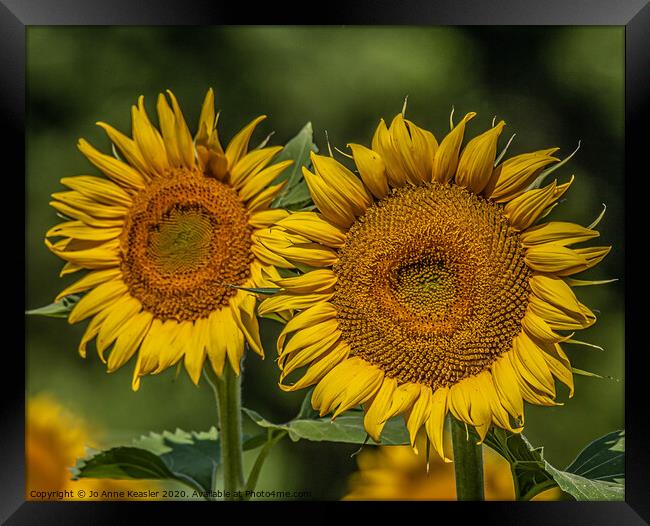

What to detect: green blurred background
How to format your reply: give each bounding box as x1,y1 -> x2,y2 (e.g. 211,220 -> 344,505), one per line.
26,26 -> 624,500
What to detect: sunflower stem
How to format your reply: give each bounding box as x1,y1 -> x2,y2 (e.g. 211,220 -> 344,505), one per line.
450,415 -> 485,501
208,362 -> 245,500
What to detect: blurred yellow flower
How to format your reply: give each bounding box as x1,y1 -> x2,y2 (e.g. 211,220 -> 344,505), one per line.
344,437 -> 562,501
26,394 -> 160,501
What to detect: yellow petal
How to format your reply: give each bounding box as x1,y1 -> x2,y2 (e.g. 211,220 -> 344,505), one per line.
280,330 -> 342,377
522,308 -> 570,343
225,115 -> 266,168
302,168 -> 354,228
279,341 -> 349,392
277,301 -> 338,353
60,262 -> 83,276
513,362 -> 561,407
230,293 -> 264,358
238,160 -> 293,202
281,319 -> 341,357
504,177 -> 574,231
310,152 -> 372,217
156,92 -> 182,167
371,119 -> 401,186
406,385 -> 432,446
281,243 -> 338,268
553,246 -> 610,277
491,353 -> 525,421
96,295 -> 142,359
131,96 -> 168,174
45,238 -> 121,269
68,279 -> 128,324
332,361 -> 384,418
275,269 -> 337,294
249,209 -> 290,229
465,375 -> 492,441
406,119 -> 438,180
55,268 -> 122,302
60,176 -> 132,208
246,181 -> 287,213
96,121 -> 151,177
529,294 -> 595,331
524,244 -> 589,273
536,340 -> 574,397
77,139 -> 146,191
512,333 -> 556,397
384,382 -> 421,420
165,90 -> 195,169
51,191 -> 128,220
387,114 -> 437,185
184,318 -> 208,385
432,112 -> 476,183
520,221 -> 599,247
224,312 -> 245,376
349,143 -> 388,199
195,88 -> 220,150
251,242 -> 293,269
231,146 -> 283,188
152,320 -> 186,373
47,221 -> 122,243
78,308 -> 111,358
107,311 -> 152,372
456,120 -> 505,194
48,201 -> 124,228
480,372 -> 519,433
425,387 -> 451,462
258,291 -> 333,317
311,358 -> 357,415
449,380 -> 472,424
137,319 -> 169,375
363,377 -> 398,442
529,274 -> 585,321
276,212 -> 347,248
206,310 -> 228,376
489,149 -> 559,202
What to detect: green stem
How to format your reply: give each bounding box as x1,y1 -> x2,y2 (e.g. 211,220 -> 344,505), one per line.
450,415 -> 485,501
206,362 -> 245,500
243,429 -> 287,500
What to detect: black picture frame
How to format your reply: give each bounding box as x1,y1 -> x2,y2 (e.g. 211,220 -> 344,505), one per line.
7,0 -> 648,523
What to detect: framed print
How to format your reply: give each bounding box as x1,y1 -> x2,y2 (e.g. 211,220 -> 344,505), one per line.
5,0 -> 648,523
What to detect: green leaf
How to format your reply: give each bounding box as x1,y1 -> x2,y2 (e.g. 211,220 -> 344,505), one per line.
270,122 -> 317,210
565,430 -> 624,482
26,294 -> 81,318
243,407 -> 409,446
71,447 -> 176,481
484,428 -> 625,501
296,388 -> 319,420
544,462 -> 624,501
72,427 -> 221,494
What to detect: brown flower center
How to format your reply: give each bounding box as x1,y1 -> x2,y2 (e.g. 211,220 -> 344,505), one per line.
120,169 -> 253,321
332,182 -> 531,389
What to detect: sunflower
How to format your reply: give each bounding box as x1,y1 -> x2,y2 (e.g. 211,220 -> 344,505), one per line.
258,111 -> 610,460
344,436 -> 561,501
46,89 -> 290,389
26,395 -> 159,500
